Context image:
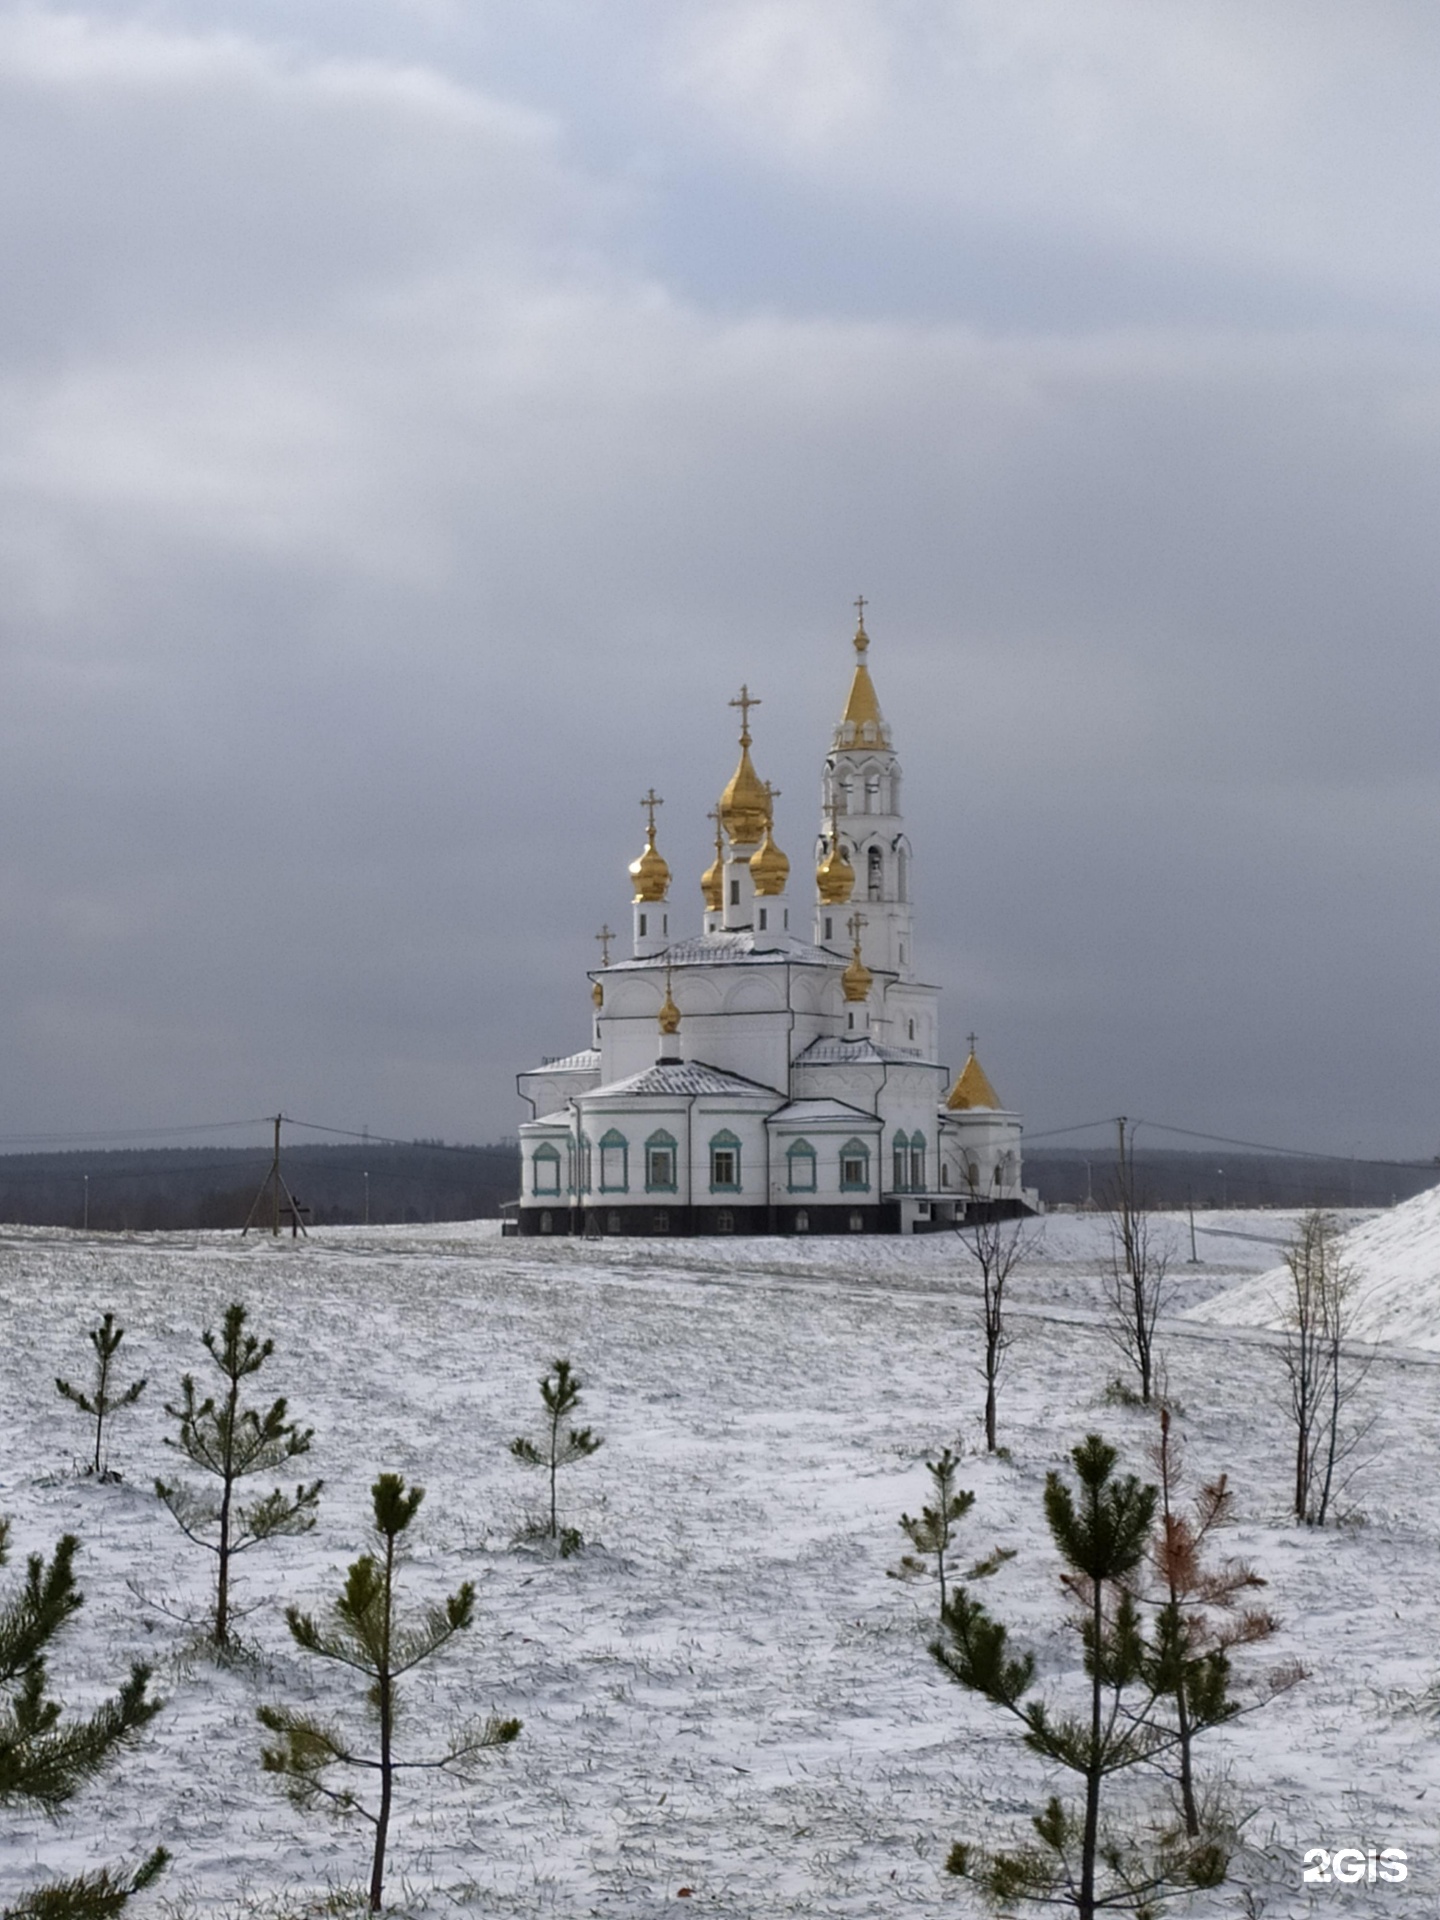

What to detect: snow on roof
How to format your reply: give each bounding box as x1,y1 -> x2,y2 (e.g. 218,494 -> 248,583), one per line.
767,1097 -> 876,1127
582,1059 -> 784,1100
1189,1185 -> 1440,1350
523,1048 -> 600,1074
607,931 -> 841,971
793,1036 -> 921,1066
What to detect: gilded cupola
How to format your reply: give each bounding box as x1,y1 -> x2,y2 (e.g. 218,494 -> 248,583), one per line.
749,784 -> 790,897
835,599 -> 891,749
629,788 -> 670,903
841,919 -> 872,1003
815,803 -> 855,905
946,1044 -> 1001,1111
718,684 -> 770,845
658,969 -> 681,1037
700,807 -> 724,912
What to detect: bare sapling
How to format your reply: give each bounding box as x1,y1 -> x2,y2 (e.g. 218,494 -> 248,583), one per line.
1280,1211 -> 1372,1525
259,1473 -> 520,1912
1103,1119 -> 1172,1404
959,1214 -> 1028,1450
55,1311 -> 147,1478
509,1357 -> 602,1554
155,1301 -> 321,1648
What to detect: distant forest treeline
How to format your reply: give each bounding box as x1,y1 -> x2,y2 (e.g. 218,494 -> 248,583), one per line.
0,1139 -> 1432,1231
0,1141 -> 521,1231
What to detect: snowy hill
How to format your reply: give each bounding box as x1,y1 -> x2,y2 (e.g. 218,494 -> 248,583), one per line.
1189,1183 -> 1440,1350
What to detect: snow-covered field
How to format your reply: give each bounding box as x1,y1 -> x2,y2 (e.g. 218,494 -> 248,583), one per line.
2,1209 -> 1436,1918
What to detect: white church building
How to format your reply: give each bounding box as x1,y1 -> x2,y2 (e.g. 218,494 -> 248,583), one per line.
515,611 -> 1037,1236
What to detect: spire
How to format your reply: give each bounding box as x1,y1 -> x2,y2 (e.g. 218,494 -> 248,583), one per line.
947,1036 -> 1002,1110
629,788 -> 670,902
749,782 -> 790,896
836,598 -> 889,746
719,685 -> 770,844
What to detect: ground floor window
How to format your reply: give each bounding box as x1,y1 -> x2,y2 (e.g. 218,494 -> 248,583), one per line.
848,1211 -> 864,1232
539,1210 -> 554,1234
794,1208 -> 810,1232
652,1210 -> 670,1232
716,1209 -> 735,1232
606,1209 -> 621,1233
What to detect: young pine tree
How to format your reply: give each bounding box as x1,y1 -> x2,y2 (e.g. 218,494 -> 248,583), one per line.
56,1311 -> 147,1478
887,1448 -> 975,1620
0,1520 -> 168,1920
155,1301 -> 321,1648
259,1474 -> 521,1913
509,1357 -> 602,1553
932,1434 -> 1231,1919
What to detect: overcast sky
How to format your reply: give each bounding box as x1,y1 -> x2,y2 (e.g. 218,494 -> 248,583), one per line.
3,0 -> 1440,1162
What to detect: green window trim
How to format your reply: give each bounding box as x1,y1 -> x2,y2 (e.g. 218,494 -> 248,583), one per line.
840,1137 -> 871,1193
786,1137 -> 817,1193
599,1127 -> 629,1194
709,1128 -> 742,1194
645,1128 -> 679,1193
532,1145 -> 562,1196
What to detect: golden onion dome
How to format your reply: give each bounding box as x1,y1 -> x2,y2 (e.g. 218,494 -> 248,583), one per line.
815,824 -> 854,905
658,976 -> 681,1037
629,832 -> 670,902
750,822 -> 790,897
718,685 -> 770,845
700,810 -> 724,911
841,939 -> 872,1004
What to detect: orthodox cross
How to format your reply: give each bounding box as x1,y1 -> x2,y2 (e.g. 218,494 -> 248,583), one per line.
595,925 -> 615,967
853,593 -> 867,626
729,684 -> 760,744
707,804 -> 723,851
847,909 -> 868,949
763,779 -> 781,824
967,1031 -> 979,1055
640,788 -> 663,838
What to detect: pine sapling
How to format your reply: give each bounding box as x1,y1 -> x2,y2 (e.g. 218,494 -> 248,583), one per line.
932,1434 -> 1232,1918
56,1311 -> 147,1478
155,1301 -> 321,1648
0,1518 -> 168,1919
887,1447 -> 975,1619
509,1357 -> 602,1553
259,1473 -> 520,1913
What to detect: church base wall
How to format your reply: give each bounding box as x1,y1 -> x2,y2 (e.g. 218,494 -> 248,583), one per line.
517,1203 -> 902,1238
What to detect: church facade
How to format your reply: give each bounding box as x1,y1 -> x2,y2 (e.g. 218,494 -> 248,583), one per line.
515,612 -> 1037,1236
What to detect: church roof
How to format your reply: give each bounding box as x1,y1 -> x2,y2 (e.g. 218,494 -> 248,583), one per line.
767,1097 -> 876,1127
793,1036 -> 924,1066
581,1059 -> 783,1101
946,1050 -> 1002,1110
606,930 -> 839,971
524,1048 -> 601,1075
835,612 -> 892,747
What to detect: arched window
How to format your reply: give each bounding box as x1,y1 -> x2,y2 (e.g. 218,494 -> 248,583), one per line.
867,845 -> 883,899
794,1208 -> 810,1233
539,1209 -> 554,1234
716,1208 -> 735,1233
897,847 -> 909,903
645,1129 -> 678,1192
909,1135 -> 926,1192
599,1128 -> 628,1193
786,1138 -> 817,1192
709,1130 -> 741,1192
892,1132 -> 909,1192
840,1138 -> 871,1192
532,1145 -> 562,1196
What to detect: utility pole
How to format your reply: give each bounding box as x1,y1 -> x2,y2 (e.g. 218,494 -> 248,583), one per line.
363,1169 -> 370,1226
82,1174 -> 89,1232
242,1113 -> 309,1237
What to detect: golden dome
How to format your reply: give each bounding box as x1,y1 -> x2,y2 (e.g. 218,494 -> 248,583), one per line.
701,808 -> 724,912
629,788 -> 670,902
750,790 -> 789,897
629,831 -> 670,903
658,974 -> 681,1037
947,1048 -> 1002,1111
591,977 -> 604,1010
815,807 -> 854,905
841,937 -> 872,1004
719,684 -> 770,845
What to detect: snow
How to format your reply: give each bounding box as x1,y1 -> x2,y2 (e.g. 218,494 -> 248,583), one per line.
1189,1182 -> 1440,1351
1,1212 -> 1437,1917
